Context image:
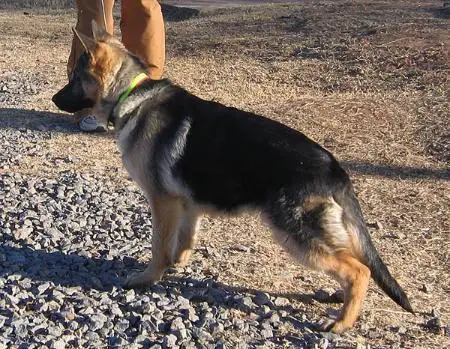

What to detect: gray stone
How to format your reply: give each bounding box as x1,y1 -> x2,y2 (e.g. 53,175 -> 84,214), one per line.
261,328 -> 273,339
13,226 -> 33,240
48,325 -> 63,337
426,317 -> 441,329
253,292 -> 270,306
274,297 -> 290,306
125,289 -> 135,302
321,332 -> 340,342
115,318 -> 130,333
90,313 -> 107,331
37,283 -> 51,295
12,319 -> 28,338
162,334 -> 178,347
51,340 -> 66,349
421,283 -> 433,293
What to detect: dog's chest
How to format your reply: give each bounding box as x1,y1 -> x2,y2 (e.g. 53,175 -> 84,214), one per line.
117,119 -> 156,195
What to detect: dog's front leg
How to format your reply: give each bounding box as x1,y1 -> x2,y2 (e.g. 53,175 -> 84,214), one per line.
172,204 -> 200,267
125,194 -> 184,289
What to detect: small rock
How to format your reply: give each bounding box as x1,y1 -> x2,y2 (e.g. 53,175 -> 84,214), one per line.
51,340 -> 66,349
254,292 -> 270,306
421,283 -> 433,293
426,317 -> 441,329
232,244 -> 250,253
110,304 -> 123,317
162,334 -> 178,347
274,297 -> 290,307
170,317 -> 185,331
261,328 -> 273,339
115,318 -> 130,334
269,313 -> 280,324
233,318 -> 245,330
321,332 -> 340,342
13,226 -> 33,240
398,326 -> 407,335
319,338 -> 329,349
48,325 -> 63,337
12,319 -> 28,338
241,296 -> 254,308
375,221 -> 383,230
0,316 -> 7,328
90,314 -> 107,331
367,329 -> 380,339
125,289 -> 135,302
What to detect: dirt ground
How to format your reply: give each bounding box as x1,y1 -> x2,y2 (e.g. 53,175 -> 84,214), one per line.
0,0 -> 449,347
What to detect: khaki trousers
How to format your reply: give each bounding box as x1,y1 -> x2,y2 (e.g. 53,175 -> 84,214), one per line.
67,0 -> 165,80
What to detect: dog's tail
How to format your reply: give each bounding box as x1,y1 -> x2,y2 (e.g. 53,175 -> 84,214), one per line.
339,187 -> 414,313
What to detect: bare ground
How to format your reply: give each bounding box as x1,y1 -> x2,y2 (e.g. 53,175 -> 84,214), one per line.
0,1 -> 449,347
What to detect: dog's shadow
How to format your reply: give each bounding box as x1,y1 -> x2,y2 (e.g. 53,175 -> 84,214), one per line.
0,242 -> 329,336
0,108 -> 78,134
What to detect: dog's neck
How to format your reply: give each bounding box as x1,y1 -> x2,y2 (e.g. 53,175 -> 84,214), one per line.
94,60 -> 149,129
107,72 -> 150,129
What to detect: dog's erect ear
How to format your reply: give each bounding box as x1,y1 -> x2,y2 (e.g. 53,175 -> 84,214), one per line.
73,28 -> 96,56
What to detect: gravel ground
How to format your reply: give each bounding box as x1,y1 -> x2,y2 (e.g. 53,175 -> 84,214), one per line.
0,172 -> 334,348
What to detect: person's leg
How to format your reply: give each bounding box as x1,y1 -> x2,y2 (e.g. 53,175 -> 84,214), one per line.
121,0 -> 165,79
68,0 -> 115,78
67,0 -> 115,132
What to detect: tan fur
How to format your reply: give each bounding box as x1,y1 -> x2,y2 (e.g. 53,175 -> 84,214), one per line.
126,195 -> 184,288
89,43 -> 121,90
317,252 -> 371,333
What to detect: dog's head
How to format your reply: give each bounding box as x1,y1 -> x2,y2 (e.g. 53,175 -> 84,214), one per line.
52,19 -> 141,124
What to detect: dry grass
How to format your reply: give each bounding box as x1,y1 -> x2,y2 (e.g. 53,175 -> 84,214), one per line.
0,1 -> 449,347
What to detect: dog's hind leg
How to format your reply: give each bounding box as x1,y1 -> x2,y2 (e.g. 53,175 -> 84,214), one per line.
125,194 -> 184,289
314,252 -> 370,333
171,203 -> 200,267
265,194 -> 370,333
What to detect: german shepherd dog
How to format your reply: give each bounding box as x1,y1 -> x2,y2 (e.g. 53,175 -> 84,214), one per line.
52,20 -> 413,333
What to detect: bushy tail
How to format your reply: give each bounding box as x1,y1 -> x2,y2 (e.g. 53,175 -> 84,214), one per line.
361,232 -> 414,313
340,189 -> 414,313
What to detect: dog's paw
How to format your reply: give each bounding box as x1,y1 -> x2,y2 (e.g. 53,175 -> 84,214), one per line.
124,271 -> 160,289
317,319 -> 350,334
317,318 -> 336,332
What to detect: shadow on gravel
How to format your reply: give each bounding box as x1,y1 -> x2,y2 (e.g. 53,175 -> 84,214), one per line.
1,243 -> 323,330
424,5 -> 450,19
161,4 -> 200,22
342,160 -> 449,181
0,108 -> 79,133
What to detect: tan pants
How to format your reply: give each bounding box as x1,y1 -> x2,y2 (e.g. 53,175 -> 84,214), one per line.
67,0 -> 165,80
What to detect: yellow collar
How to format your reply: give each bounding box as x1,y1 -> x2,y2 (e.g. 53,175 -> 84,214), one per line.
117,73 -> 149,104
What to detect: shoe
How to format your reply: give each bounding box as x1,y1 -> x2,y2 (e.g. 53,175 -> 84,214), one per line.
79,115 -> 106,132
